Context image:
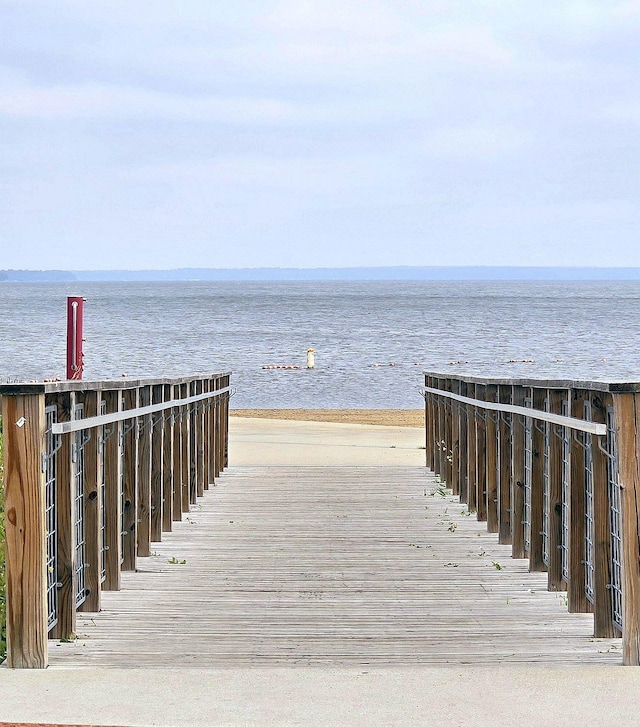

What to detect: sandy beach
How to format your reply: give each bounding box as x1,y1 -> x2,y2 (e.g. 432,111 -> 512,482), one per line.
230,408 -> 424,427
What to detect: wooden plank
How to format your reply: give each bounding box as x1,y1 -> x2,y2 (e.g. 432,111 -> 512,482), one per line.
151,384 -> 164,542
568,388 -> 590,613
2,392 -> 48,668
49,392 -> 76,641
122,388 -> 138,571
485,384 -> 498,533
162,383 -> 174,532
78,390 -> 102,613
498,384 -> 512,545
102,389 -> 122,591
511,385 -> 526,559
590,392 -> 616,637
51,464 -> 620,669
529,388 -> 546,572
612,392 -> 640,665
547,389 -> 567,592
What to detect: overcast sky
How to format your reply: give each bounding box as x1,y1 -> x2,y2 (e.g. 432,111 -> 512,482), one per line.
1,1 -> 639,270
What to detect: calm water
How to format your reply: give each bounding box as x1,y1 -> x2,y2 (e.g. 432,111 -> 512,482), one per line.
1,280 -> 640,408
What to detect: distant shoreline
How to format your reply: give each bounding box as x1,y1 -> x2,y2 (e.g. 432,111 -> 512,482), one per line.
3,266 -> 640,282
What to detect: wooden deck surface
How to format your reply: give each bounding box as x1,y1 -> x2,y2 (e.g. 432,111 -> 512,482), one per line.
49,465 -> 620,667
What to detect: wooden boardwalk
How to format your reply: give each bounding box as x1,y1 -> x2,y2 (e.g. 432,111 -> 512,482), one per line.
50,465 -> 619,667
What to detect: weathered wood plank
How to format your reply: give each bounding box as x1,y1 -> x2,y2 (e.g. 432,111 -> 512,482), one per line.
50,465 -> 619,668
2,392 -> 48,668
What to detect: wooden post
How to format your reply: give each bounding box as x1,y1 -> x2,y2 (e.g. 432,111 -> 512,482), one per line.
122,388 -> 138,571
450,380 -> 460,495
590,392 -> 616,638
197,380 -> 206,497
2,390 -> 48,668
485,384 -> 499,533
568,388 -> 590,613
78,390 -> 102,613
137,385 -> 152,557
151,383 -> 164,542
612,391 -> 640,665
435,378 -> 444,479
466,383 -> 477,513
458,381 -> 468,504
207,379 -> 216,486
180,382 -> 191,513
529,388 -> 546,572
475,384 -> 487,523
444,379 -> 453,488
547,389 -> 567,592
214,378 -> 222,479
498,384 -> 512,545
223,375 -> 230,469
511,385 -> 526,559
189,381 -> 198,505
49,391 -> 76,640
172,383 -> 183,521
162,382 -> 174,531
102,388 -> 122,591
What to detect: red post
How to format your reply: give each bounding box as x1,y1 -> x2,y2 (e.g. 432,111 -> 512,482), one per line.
66,296 -> 85,380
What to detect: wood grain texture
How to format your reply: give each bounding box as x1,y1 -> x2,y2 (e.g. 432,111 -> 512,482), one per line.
498,385 -> 512,545
122,388 -> 138,572
2,393 -> 48,668
137,386 -> 152,558
485,385 -> 499,534
78,390 -> 101,613
49,392 -> 76,640
49,464 -> 619,668
590,392 -> 616,638
102,390 -> 122,592
568,390 -> 590,613
529,388 -> 546,572
613,392 -> 640,665
547,390 -> 567,593
511,386 -> 526,559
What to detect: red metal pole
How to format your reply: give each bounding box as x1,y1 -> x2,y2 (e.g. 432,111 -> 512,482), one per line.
66,296 -> 85,380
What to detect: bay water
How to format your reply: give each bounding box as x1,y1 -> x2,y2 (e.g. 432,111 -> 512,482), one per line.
1,280 -> 639,409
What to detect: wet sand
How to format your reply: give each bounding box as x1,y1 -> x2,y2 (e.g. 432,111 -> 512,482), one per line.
230,409 -> 424,427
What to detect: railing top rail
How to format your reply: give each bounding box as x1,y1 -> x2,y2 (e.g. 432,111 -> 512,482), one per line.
0,371 -> 232,396
50,385 -> 232,435
423,371 -> 640,393
422,384 -> 606,436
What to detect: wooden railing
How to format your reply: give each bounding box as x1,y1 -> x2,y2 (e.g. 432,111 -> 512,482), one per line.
1,372 -> 231,668
424,372 -> 640,665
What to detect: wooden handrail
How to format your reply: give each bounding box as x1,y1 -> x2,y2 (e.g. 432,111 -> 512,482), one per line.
421,385 -> 607,435
1,371 -> 231,668
424,372 -> 640,665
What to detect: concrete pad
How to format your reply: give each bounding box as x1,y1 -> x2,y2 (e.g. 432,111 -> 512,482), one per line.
229,417 -> 425,467
1,666 -> 640,727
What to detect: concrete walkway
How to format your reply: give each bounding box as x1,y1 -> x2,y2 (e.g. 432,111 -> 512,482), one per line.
1,418 -> 639,727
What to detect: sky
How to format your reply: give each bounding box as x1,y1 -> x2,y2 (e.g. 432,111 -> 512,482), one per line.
1,1 -> 639,270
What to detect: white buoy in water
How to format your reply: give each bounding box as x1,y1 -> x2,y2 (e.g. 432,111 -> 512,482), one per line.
307,348 -> 315,369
